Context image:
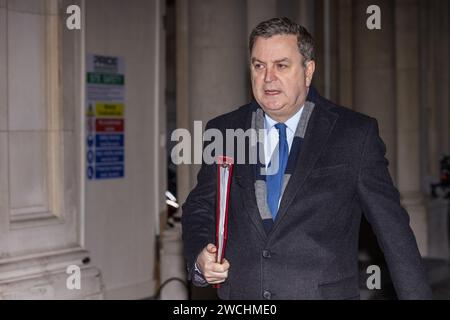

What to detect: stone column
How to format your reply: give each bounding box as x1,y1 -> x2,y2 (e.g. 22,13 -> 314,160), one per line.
352,0 -> 397,181
313,0 -> 324,95
175,0 -> 190,206
435,0 -> 450,157
188,0 -> 248,187
337,0 -> 353,108
420,0 -> 450,259
423,0 -> 439,179
297,0 -> 315,35
424,0 -> 450,179
247,0 -> 277,37
395,0 -> 428,255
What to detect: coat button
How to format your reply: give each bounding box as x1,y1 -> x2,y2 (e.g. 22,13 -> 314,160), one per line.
263,290 -> 272,299
262,250 -> 271,258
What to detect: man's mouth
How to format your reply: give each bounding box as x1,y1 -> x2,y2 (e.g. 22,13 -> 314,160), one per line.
264,90 -> 281,96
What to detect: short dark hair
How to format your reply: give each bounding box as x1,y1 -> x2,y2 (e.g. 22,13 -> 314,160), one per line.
249,17 -> 315,66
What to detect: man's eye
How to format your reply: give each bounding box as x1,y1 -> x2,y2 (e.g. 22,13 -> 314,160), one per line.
254,64 -> 264,70
277,64 -> 287,69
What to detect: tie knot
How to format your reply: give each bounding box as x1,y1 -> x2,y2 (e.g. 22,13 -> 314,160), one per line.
275,123 -> 287,139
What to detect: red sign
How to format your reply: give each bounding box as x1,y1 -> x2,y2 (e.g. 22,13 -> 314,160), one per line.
96,119 -> 124,132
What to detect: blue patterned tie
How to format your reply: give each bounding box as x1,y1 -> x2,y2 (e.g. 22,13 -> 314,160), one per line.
267,123 -> 289,220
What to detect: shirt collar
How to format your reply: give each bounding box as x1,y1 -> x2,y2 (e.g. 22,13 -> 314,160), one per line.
264,105 -> 304,134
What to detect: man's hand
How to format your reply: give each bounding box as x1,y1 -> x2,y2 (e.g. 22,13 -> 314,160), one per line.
196,243 -> 230,284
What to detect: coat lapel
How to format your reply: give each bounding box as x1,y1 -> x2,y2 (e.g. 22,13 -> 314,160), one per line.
234,164 -> 268,241
233,103 -> 268,241
269,99 -> 339,235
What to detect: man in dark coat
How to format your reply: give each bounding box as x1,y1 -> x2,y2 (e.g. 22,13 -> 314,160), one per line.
181,17 -> 432,300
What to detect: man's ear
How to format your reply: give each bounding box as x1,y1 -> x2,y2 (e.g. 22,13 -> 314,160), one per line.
305,60 -> 315,86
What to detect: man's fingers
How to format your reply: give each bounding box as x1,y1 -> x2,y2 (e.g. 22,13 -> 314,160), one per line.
207,278 -> 225,284
205,269 -> 228,279
197,244 -> 218,265
197,245 -> 230,284
221,258 -> 230,269
204,264 -> 229,284
205,275 -> 226,282
205,272 -> 227,283
206,243 -> 217,254
210,262 -> 229,273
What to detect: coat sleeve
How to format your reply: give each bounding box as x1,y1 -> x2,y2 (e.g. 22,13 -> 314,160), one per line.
357,119 -> 433,300
181,120 -> 217,287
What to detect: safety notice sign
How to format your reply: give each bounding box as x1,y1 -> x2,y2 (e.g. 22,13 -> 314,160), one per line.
86,54 -> 125,180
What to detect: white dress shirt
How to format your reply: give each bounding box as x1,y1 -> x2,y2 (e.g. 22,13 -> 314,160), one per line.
263,106 -> 304,168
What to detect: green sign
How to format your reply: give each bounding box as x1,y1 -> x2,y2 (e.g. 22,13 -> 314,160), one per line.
87,72 -> 125,85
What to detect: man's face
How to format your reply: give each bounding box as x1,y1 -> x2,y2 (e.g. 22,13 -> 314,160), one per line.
250,34 -> 315,122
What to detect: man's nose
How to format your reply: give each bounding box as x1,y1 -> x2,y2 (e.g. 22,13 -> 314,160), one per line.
264,67 -> 277,83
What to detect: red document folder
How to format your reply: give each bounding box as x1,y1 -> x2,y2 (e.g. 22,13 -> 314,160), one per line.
214,156 -> 234,289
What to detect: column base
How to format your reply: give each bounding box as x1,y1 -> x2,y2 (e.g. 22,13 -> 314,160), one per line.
0,247 -> 104,299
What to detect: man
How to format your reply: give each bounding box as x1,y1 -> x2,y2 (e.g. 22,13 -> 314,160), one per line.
181,17 -> 432,300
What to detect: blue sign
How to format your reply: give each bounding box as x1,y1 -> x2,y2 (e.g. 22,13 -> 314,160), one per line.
95,164 -> 124,179
87,166 -> 94,180
95,149 -> 124,163
87,150 -> 94,163
87,134 -> 94,147
95,134 -> 124,148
